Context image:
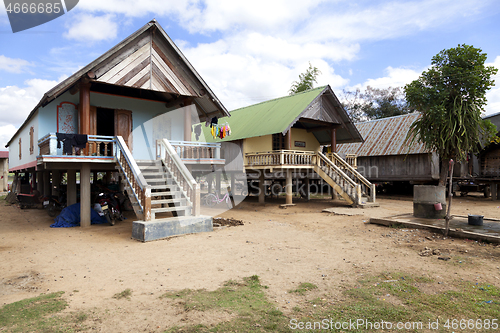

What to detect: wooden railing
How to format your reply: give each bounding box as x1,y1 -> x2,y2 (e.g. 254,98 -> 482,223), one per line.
315,152 -> 362,205
156,139 -> 200,216
38,133 -> 115,157
327,152 -> 375,202
245,150 -> 315,167
169,141 -> 221,161
115,136 -> 152,221
327,153 -> 357,169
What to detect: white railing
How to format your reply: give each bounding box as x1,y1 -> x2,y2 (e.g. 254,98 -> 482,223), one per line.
245,150 -> 315,167
169,141 -> 221,161
38,133 -> 115,157
156,139 -> 200,216
115,136 -> 152,221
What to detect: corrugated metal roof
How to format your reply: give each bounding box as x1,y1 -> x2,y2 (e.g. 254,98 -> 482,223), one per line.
337,113 -> 429,156
200,86 -> 325,142
0,151 -> 8,158
198,85 -> 363,144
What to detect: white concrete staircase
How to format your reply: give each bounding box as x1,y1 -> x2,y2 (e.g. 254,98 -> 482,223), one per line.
136,160 -> 192,220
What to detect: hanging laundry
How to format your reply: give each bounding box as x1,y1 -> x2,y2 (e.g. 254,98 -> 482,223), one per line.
210,116 -> 218,128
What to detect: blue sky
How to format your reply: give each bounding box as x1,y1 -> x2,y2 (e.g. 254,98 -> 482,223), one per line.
1,0 -> 500,149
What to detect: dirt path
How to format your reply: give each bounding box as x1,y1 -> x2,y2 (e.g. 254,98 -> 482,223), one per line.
1,195 -> 499,331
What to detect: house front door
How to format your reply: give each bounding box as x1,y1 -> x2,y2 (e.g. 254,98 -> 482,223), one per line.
115,109 -> 133,152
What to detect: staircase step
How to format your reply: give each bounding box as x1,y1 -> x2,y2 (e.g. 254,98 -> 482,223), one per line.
151,185 -> 179,190
151,205 -> 191,214
151,191 -> 182,197
151,198 -> 186,205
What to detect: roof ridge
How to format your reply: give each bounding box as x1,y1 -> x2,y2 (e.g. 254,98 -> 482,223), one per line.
230,85 -> 327,114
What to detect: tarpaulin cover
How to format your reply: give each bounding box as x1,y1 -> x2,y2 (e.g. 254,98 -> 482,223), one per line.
50,203 -> 108,228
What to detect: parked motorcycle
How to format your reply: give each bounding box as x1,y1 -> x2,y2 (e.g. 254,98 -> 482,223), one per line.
95,192 -> 123,226
43,189 -> 67,217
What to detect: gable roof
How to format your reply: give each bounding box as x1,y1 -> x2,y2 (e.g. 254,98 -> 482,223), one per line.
337,113 -> 429,156
7,19 -> 228,147
199,85 -> 362,144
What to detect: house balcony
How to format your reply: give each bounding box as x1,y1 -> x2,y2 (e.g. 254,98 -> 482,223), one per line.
38,134 -> 223,166
162,140 -> 224,165
37,133 -> 116,164
244,150 -> 357,170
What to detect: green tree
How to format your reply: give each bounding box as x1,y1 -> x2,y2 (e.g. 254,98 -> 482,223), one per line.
289,62 -> 321,95
341,86 -> 414,122
405,44 -> 498,186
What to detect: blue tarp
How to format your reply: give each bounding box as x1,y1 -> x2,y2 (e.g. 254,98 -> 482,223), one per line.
50,203 -> 108,228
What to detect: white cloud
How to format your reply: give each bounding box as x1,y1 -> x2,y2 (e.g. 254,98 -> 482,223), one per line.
352,66 -> 423,91
485,55 -> 500,116
64,14 -> 118,42
0,124 -> 17,150
0,55 -> 34,74
0,78 -> 59,130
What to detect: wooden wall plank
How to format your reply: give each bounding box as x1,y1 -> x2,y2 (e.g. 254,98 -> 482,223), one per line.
151,49 -> 191,95
99,43 -> 150,83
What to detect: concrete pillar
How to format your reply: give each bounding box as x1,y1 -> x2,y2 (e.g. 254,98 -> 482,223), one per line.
80,163 -> 91,227
67,169 -> 77,206
215,172 -> 221,195
51,170 -> 60,196
36,171 -> 43,193
105,171 -> 112,184
30,171 -> 36,193
207,174 -> 213,194
43,171 -> 50,196
305,177 -> 310,201
259,171 -> 265,204
2,159 -> 7,191
230,173 -> 235,195
492,183 -> 499,201
286,169 -> 293,205
332,187 -> 338,200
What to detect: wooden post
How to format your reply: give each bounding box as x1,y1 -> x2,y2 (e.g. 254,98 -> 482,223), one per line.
193,184 -> 200,216
184,100 -> 192,142
52,170 -> 60,196
144,186 -> 152,221
286,169 -> 293,205
305,177 -> 310,201
331,128 -> 337,153
80,163 -> 91,227
2,158 -> 7,192
67,169 -> 77,206
43,171 -> 50,196
285,129 -> 292,150
79,81 -> 91,154
259,171 -> 265,205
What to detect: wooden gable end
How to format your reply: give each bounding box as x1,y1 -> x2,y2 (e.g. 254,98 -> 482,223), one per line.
92,30 -> 198,97
300,94 -> 341,124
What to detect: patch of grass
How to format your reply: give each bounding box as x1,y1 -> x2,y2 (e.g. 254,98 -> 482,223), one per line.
0,291 -> 90,332
297,273 -> 500,333
113,288 -> 132,300
163,276 -> 291,333
289,282 -> 318,295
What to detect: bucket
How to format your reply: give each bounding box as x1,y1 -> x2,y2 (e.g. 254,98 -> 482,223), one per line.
434,202 -> 442,211
468,215 -> 484,226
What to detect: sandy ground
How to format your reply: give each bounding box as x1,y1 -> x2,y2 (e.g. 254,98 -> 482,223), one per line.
1,194 -> 500,332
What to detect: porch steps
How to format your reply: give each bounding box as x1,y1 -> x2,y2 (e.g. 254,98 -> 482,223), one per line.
136,160 -> 192,220
314,152 -> 376,207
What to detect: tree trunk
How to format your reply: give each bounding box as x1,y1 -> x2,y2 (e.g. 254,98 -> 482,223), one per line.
444,160 -> 455,237
439,158 -> 448,186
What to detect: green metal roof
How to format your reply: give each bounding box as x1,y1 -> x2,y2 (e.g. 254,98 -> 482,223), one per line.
198,86 -> 326,142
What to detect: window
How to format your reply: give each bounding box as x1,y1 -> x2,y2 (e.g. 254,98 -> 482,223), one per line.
272,133 -> 285,151
18,138 -> 22,160
29,126 -> 34,155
